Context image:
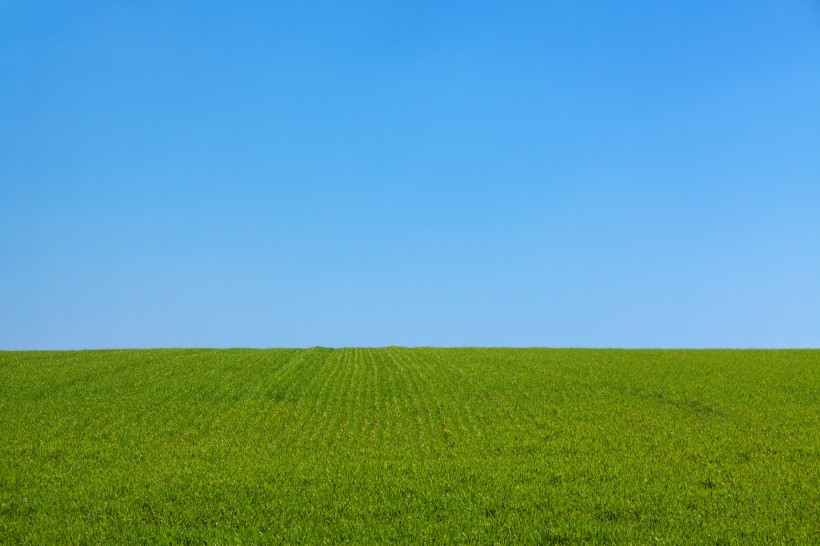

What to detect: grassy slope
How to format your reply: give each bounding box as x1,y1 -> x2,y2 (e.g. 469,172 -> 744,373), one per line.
0,348 -> 817,544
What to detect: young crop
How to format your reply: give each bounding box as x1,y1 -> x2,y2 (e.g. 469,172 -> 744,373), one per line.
0,348 -> 817,543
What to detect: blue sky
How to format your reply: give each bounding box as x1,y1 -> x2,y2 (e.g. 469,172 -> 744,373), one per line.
2,1 -> 819,349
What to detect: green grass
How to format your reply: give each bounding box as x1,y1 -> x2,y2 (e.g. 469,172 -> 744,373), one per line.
0,348 -> 817,544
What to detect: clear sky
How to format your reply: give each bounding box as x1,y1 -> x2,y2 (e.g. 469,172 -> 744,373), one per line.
2,1 -> 819,349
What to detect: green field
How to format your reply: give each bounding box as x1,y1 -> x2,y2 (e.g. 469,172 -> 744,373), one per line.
0,348 -> 817,544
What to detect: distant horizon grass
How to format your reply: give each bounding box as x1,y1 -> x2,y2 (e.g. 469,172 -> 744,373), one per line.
1,348 -> 817,543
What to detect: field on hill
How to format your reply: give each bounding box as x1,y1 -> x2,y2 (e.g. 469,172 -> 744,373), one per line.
0,348 -> 817,543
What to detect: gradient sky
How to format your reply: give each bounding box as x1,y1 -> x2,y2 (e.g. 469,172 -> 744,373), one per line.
2,1 -> 819,349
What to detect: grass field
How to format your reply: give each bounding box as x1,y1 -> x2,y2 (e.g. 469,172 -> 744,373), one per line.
0,348 -> 817,544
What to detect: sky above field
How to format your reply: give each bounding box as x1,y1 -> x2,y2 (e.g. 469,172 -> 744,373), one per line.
2,1 -> 819,349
